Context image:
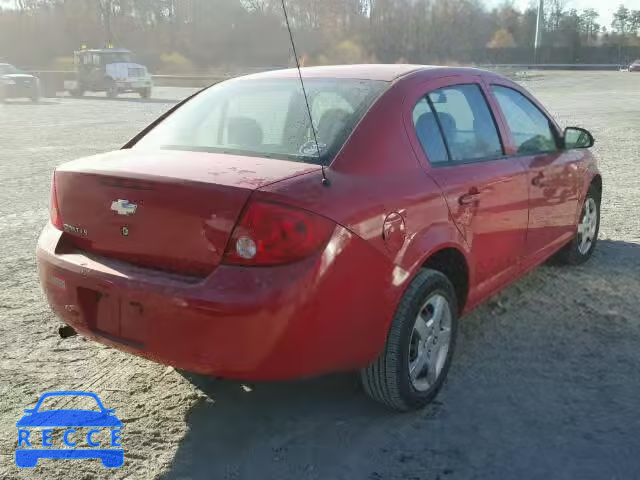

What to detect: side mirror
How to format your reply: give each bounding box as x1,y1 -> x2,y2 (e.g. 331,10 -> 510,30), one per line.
564,127 -> 594,149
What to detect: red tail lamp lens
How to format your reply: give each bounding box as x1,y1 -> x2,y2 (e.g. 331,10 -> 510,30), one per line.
50,172 -> 63,230
223,201 -> 335,266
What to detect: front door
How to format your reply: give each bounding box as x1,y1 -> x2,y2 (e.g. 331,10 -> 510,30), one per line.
487,83 -> 581,264
407,77 -> 529,303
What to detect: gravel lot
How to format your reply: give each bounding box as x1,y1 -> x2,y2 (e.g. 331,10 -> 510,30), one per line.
0,72 -> 639,480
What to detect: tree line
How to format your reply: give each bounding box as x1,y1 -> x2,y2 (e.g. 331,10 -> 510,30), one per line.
1,0 -> 640,72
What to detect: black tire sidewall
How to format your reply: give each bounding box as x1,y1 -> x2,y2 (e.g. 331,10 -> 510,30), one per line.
106,79 -> 118,98
395,271 -> 459,409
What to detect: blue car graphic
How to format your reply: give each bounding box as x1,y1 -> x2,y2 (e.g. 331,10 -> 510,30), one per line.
15,391 -> 123,468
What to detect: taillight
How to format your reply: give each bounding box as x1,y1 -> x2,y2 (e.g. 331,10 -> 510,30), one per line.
50,172 -> 63,230
223,201 -> 335,266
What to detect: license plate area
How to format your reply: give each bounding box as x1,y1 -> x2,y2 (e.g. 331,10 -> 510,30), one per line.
77,287 -> 146,344
77,287 -> 119,336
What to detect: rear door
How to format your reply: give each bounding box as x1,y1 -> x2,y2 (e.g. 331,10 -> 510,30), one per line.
487,82 -> 581,264
407,76 -> 529,301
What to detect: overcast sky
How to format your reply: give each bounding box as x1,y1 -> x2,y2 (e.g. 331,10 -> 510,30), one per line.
487,0 -> 640,27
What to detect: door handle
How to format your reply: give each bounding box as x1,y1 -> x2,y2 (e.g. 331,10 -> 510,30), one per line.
458,187 -> 481,206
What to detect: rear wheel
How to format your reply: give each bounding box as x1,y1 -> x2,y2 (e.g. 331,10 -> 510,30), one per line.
106,79 -> 118,99
556,184 -> 601,265
70,87 -> 85,98
360,269 -> 458,411
30,85 -> 40,102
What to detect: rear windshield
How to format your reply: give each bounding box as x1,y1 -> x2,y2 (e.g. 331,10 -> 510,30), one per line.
134,77 -> 388,165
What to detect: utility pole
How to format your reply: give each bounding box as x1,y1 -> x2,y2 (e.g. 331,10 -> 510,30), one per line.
534,0 -> 544,63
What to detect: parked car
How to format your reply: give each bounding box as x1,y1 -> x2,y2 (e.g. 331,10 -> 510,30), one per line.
629,59 -> 640,72
0,63 -> 40,102
37,65 -> 601,411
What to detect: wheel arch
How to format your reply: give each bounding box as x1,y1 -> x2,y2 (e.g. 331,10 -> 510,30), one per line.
590,173 -> 602,200
397,221 -> 472,315
419,246 -> 470,314
574,169 -> 602,224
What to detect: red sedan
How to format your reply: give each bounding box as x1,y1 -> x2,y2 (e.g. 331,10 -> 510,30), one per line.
38,65 -> 601,410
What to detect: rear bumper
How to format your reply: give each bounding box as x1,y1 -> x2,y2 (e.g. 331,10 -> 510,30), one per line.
37,223 -> 398,380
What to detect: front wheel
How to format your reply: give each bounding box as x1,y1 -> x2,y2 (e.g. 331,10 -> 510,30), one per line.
138,87 -> 151,99
556,184 -> 601,265
360,269 -> 458,411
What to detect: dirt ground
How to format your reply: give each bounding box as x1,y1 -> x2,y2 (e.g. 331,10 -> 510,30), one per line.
0,72 -> 639,480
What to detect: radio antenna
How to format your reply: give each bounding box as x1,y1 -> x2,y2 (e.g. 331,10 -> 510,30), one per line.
280,0 -> 330,186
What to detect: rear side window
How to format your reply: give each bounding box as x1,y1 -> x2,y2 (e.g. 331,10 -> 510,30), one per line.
428,85 -> 503,162
412,98 -> 449,164
491,85 -> 558,155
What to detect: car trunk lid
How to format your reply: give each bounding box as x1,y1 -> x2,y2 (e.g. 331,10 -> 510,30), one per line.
55,149 -> 319,276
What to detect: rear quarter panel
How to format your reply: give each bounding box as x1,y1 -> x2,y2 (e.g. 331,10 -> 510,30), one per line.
258,77 -> 470,331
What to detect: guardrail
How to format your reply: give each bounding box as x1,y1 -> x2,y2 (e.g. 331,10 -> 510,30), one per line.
28,64 -> 630,97
151,74 -> 229,87
483,63 -> 625,71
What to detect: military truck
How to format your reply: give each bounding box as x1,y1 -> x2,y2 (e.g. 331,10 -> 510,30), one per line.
64,48 -> 153,99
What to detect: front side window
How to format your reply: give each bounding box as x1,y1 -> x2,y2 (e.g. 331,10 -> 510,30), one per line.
491,85 -> 558,155
134,77 -> 387,165
428,84 -> 503,162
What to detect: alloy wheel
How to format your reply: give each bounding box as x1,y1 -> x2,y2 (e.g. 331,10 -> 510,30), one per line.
577,197 -> 598,255
408,293 -> 452,392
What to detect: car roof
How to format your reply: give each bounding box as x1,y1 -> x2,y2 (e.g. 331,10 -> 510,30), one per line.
238,64 -> 496,83
240,64 -> 432,82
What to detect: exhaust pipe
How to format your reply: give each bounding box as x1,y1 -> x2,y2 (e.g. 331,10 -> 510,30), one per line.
58,324 -> 77,339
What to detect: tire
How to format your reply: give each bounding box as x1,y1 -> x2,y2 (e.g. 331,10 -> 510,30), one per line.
361,269 -> 458,411
106,79 -> 118,99
555,184 -> 601,265
70,88 -> 85,98
138,87 -> 151,99
30,86 -> 40,103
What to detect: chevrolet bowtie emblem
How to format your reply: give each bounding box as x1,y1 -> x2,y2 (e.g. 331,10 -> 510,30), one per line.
110,199 -> 138,216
